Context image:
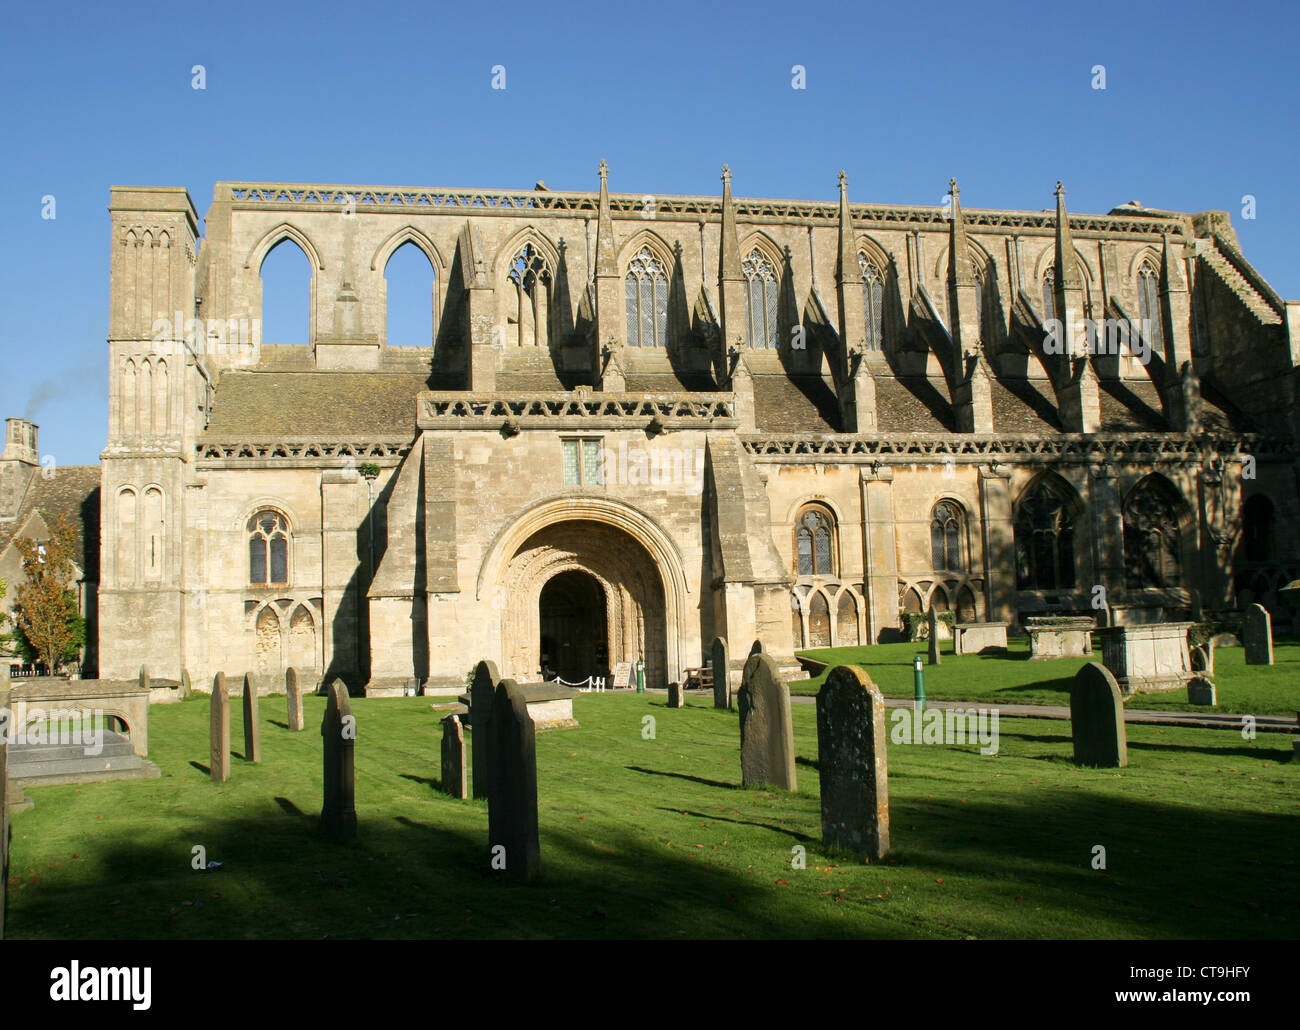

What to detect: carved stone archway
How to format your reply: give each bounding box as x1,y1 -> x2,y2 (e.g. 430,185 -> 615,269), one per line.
497,519 -> 669,688
478,496 -> 690,686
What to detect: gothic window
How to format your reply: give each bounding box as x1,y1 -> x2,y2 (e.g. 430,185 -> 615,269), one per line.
1123,477 -> 1183,589
930,500 -> 965,572
1242,495 -> 1274,564
508,243 -> 550,348
1014,478 -> 1077,590
385,241 -> 437,347
743,247 -> 779,349
795,506 -> 835,577
562,438 -> 602,486
1042,267 -> 1056,323
625,246 -> 668,348
143,487 -> 164,581
249,510 -> 289,586
859,254 -> 884,350
260,238 -> 313,346
1136,259 -> 1164,357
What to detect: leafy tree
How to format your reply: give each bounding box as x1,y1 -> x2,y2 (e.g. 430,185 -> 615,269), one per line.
13,513 -> 85,672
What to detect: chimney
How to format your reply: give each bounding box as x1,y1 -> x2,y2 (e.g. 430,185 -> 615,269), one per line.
2,417 -> 38,465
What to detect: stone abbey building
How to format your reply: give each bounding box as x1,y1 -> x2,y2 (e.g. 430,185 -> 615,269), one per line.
85,167 -> 1298,692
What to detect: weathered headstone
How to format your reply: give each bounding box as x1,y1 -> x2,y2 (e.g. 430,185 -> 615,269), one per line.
1244,603 -> 1274,666
441,714 -> 467,799
242,673 -> 261,762
286,667 -> 304,731
470,659 -> 501,801
926,608 -> 941,666
1070,662 -> 1128,768
1190,645 -> 1212,676
179,669 -> 192,700
816,665 -> 890,859
711,636 -> 729,710
667,681 -> 684,708
488,679 -> 539,880
738,653 -> 797,791
209,672 -> 230,783
320,679 -> 357,838
1187,676 -> 1217,706
1189,588 -> 1204,623
749,639 -> 764,656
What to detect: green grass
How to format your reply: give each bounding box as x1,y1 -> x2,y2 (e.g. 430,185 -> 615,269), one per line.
793,638 -> 1300,717
6,691 -> 1298,939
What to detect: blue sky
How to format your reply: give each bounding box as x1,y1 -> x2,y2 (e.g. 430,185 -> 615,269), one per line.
3,0 -> 1297,464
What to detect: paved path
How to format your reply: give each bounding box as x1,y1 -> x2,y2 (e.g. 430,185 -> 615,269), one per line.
651,688 -> 1298,734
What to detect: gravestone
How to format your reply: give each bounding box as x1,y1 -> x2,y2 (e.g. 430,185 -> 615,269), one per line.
286,668 -> 305,731
711,636 -> 729,709
320,679 -> 357,838
488,679 -> 540,880
441,714 -> 467,799
738,653 -> 797,791
926,608 -> 941,666
1070,662 -> 1128,768
1189,588 -> 1204,623
179,669 -> 192,700
1190,645 -> 1211,676
470,660 -> 501,801
749,639 -> 764,656
1187,677 -> 1217,706
1244,604 -> 1274,666
816,665 -> 890,859
209,673 -> 230,783
242,673 -> 261,762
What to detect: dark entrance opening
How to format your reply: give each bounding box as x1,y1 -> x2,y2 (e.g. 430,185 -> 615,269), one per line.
539,570 -> 607,684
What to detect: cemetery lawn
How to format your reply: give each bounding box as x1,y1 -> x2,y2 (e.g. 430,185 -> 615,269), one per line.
6,691 -> 1297,940
792,638 -> 1300,717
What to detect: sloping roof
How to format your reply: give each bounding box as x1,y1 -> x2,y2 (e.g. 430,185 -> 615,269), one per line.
873,376 -> 953,433
752,374 -> 842,433
203,370 -> 429,438
1098,379 -> 1167,431
0,464 -> 101,577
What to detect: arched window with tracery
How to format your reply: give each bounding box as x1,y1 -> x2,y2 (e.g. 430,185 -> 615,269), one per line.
931,500 -> 965,572
508,244 -> 550,348
743,247 -> 779,349
795,506 -> 835,577
625,246 -> 668,348
1123,477 -> 1183,589
1014,478 -> 1077,590
859,253 -> 884,350
249,510 -> 289,586
1136,259 -> 1164,357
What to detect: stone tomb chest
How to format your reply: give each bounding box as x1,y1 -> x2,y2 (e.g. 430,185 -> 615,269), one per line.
461,681 -> 580,731
1024,616 -> 1095,660
1098,621 -> 1194,694
952,622 -> 1010,656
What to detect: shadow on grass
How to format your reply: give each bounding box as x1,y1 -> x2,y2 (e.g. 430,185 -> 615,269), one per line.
655,807 -> 818,843
400,773 -> 444,792
626,765 -> 737,790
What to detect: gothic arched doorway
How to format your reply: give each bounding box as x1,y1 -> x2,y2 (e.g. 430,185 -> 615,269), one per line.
499,518 -> 668,687
539,570 -> 608,683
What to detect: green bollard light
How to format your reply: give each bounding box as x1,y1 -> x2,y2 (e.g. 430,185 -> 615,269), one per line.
635,657 -> 645,694
913,654 -> 926,715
